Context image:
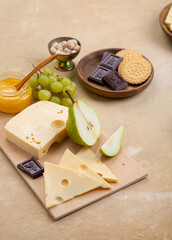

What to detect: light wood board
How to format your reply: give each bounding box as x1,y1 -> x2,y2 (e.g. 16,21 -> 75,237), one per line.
0,113 -> 148,220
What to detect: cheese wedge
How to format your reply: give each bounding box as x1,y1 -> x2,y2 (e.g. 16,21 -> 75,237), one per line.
44,162 -> 102,208
59,149 -> 111,189
165,5 -> 172,24
4,101 -> 68,159
76,147 -> 118,182
170,23 -> 172,31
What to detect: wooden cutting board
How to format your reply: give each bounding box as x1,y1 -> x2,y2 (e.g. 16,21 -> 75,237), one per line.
0,113 -> 148,220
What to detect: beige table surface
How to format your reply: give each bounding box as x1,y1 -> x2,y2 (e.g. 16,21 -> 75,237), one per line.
0,0 -> 172,239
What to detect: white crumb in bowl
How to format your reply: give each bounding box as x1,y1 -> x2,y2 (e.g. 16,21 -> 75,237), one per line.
74,45 -> 80,51
52,42 -> 58,49
50,46 -> 57,53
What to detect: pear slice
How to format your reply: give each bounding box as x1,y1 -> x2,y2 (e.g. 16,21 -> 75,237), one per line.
99,126 -> 125,157
66,99 -> 101,146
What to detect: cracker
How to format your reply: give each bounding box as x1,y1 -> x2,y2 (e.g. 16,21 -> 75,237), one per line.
116,49 -> 142,61
118,58 -> 152,85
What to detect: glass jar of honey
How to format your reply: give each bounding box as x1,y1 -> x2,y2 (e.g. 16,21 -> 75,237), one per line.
0,72 -> 32,113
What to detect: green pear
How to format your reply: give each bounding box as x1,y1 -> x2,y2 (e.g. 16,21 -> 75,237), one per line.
99,126 -> 125,157
66,99 -> 101,146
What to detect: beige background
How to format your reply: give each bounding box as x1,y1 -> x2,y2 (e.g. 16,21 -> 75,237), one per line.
0,0 -> 172,239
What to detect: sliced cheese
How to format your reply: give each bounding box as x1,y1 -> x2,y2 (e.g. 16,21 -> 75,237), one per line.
170,23 -> 172,31
44,162 -> 102,208
165,5 -> 172,24
59,149 -> 111,189
4,101 -> 68,159
76,147 -> 118,182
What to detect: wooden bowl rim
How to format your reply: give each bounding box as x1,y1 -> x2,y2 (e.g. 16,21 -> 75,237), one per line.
77,48 -> 154,98
159,3 -> 172,38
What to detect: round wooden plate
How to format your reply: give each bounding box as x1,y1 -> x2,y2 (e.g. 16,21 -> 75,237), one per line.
159,3 -> 172,40
77,48 -> 154,98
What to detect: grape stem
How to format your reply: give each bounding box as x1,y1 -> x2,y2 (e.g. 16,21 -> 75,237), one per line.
65,90 -> 75,103
32,64 -> 42,75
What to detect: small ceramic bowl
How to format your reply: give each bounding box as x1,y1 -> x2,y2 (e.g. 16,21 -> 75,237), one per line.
48,37 -> 81,71
159,3 -> 172,40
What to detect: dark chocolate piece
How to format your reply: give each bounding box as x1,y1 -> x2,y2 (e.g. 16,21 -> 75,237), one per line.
103,71 -> 128,91
102,51 -> 110,61
88,66 -> 110,86
100,53 -> 123,70
17,157 -> 44,179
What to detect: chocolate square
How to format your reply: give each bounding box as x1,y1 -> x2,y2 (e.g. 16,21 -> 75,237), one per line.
100,53 -> 123,70
102,51 -> 111,61
88,66 -> 110,86
17,157 -> 44,179
103,71 -> 128,91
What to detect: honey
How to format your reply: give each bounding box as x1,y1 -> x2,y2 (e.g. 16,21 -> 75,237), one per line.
0,72 -> 32,113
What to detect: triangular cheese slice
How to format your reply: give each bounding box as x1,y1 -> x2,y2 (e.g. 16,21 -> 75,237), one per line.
165,6 -> 172,24
44,162 -> 102,208
170,23 -> 172,31
59,149 -> 111,189
76,147 -> 118,182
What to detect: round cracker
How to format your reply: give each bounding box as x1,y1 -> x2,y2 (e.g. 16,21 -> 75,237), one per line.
116,49 -> 142,61
118,58 -> 152,85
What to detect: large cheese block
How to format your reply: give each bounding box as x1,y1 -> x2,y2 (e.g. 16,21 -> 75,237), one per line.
4,101 -> 68,159
59,149 -> 111,189
44,162 -> 102,208
165,5 -> 172,24
76,147 -> 118,182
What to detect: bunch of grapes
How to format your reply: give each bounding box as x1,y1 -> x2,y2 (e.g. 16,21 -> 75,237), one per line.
29,68 -> 77,107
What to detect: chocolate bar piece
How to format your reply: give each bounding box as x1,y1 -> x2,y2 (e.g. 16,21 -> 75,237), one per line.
88,66 -> 110,86
102,51 -> 110,61
103,71 -> 128,91
17,157 -> 44,179
100,53 -> 123,70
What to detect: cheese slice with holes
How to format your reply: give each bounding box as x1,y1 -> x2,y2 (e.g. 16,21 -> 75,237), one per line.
44,162 -> 102,208
165,5 -> 172,24
59,149 -> 111,189
4,101 -> 68,159
76,147 -> 118,182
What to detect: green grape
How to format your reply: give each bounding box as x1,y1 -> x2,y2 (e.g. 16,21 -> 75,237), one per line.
38,90 -> 51,101
43,68 -> 53,77
49,76 -> 57,86
62,86 -> 75,98
29,75 -> 39,89
52,73 -> 61,81
51,82 -> 63,93
32,89 -> 38,100
50,96 -> 61,105
38,75 -> 49,87
43,85 -> 51,91
71,81 -> 77,90
61,98 -> 73,107
61,77 -> 72,87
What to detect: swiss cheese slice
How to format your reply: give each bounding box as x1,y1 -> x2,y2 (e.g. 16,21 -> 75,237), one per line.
76,147 -> 118,182
44,162 -> 102,208
170,24 -> 172,31
4,101 -> 68,159
59,149 -> 111,189
165,5 -> 172,24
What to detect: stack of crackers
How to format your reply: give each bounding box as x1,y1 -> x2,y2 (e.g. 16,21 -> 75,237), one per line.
117,49 -> 152,85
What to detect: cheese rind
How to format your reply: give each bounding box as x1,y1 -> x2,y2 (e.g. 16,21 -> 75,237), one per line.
44,162 -> 102,208
76,147 -> 118,182
4,101 -> 68,159
59,149 -> 111,189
